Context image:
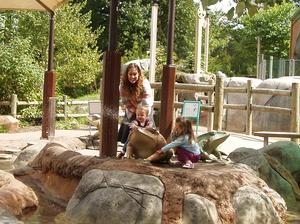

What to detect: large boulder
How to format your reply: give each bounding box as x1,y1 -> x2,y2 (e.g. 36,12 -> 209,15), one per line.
66,169 -> 164,224
18,144 -> 287,224
183,194 -> 220,224
229,141 -> 300,211
0,170 -> 38,216
14,138 -> 85,169
0,115 -> 19,132
233,186 -> 284,224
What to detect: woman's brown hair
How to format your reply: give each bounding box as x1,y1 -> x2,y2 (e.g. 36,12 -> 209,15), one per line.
121,63 -> 144,99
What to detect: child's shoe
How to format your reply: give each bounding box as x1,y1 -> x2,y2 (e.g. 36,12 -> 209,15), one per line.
116,152 -> 125,159
182,161 -> 194,169
168,160 -> 182,166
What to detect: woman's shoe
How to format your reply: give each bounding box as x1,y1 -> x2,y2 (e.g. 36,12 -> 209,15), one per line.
116,152 -> 125,159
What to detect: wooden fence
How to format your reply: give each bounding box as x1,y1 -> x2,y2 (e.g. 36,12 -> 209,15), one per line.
0,77 -> 299,135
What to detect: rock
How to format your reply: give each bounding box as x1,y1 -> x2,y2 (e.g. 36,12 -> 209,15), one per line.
233,186 -> 284,224
13,141 -> 48,168
0,170 -> 38,216
66,169 -> 163,224
0,115 -> 19,132
121,59 -> 150,75
22,145 -> 286,223
229,141 -> 300,211
51,137 -> 86,150
183,194 -> 220,224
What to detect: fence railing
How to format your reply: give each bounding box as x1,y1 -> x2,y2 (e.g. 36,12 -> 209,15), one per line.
1,77 -> 299,135
258,55 -> 300,79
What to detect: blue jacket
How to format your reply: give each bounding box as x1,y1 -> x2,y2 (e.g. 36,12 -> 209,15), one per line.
161,135 -> 201,155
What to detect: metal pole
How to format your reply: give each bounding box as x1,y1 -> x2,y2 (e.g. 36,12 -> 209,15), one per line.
269,56 -> 273,79
256,37 -> 261,79
159,0 -> 176,140
48,12 -> 54,71
166,0 -> 176,65
108,0 -> 118,51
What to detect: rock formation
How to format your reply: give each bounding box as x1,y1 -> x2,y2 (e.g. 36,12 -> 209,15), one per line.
12,142 -> 287,224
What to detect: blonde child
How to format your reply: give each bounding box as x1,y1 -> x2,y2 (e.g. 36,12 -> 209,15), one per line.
117,105 -> 153,158
146,116 -> 201,168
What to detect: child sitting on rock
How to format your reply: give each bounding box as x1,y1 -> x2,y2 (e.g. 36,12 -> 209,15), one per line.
146,116 -> 201,168
117,105 -> 154,159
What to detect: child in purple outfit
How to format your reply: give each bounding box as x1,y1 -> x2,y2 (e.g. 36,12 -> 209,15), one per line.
147,116 -> 201,168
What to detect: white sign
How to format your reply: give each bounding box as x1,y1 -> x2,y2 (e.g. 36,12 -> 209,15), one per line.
182,101 -> 200,118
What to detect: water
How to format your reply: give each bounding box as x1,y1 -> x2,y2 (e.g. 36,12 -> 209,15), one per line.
287,211 -> 300,224
0,160 -> 14,171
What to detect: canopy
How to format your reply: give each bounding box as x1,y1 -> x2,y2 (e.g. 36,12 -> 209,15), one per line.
0,0 -> 67,13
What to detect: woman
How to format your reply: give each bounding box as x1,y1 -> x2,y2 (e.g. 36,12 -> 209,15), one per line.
118,63 -> 154,144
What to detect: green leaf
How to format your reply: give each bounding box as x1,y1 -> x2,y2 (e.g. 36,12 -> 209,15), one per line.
236,1 -> 246,16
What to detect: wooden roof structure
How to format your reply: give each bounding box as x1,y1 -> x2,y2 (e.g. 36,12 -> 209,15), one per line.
0,0 -> 67,13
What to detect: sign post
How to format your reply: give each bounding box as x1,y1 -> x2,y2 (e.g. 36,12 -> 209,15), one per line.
182,100 -> 201,133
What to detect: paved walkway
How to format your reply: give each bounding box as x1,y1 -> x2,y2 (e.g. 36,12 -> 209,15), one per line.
0,129 -> 92,141
0,128 -> 276,155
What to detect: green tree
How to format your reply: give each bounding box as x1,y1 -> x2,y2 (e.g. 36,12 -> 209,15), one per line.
208,2 -> 296,76
201,0 -> 299,17
0,2 -> 101,100
54,3 -> 102,97
70,0 -> 198,73
0,37 -> 44,101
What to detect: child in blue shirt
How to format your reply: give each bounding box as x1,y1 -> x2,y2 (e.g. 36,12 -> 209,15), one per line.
146,116 -> 201,168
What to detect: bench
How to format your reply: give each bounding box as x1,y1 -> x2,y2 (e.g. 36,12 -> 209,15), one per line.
253,131 -> 300,146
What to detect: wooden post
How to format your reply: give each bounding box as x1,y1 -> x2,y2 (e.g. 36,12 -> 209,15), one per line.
48,97 -> 56,139
160,65 -> 176,140
41,70 -> 56,139
159,0 -> 176,140
101,51 -> 121,157
10,94 -> 17,118
213,76 -> 224,131
246,80 -> 253,135
291,82 -> 300,143
207,79 -> 213,131
63,95 -> 67,119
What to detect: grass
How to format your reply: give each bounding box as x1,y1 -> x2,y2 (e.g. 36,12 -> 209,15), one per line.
75,92 -> 100,101
0,125 -> 8,133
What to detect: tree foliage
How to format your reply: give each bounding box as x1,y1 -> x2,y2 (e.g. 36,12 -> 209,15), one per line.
0,37 -> 44,101
71,0 -> 197,66
0,3 -> 101,100
201,0 -> 299,17
208,2 -> 296,76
